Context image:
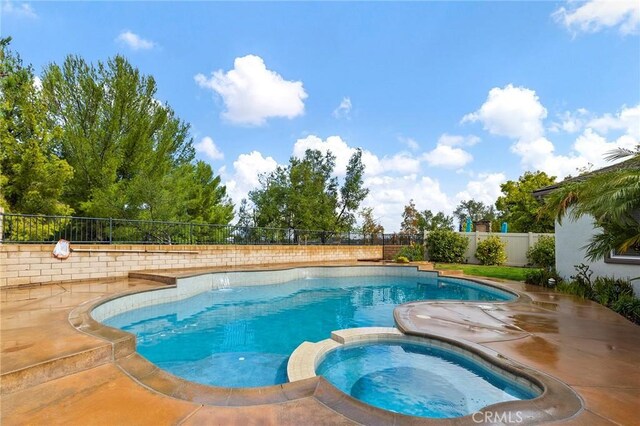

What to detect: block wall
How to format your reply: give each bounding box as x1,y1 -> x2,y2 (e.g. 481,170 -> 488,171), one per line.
0,244 -> 382,288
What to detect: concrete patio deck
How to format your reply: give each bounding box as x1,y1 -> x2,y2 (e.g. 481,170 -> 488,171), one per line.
1,264 -> 639,425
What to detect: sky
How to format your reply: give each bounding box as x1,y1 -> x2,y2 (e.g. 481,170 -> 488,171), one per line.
2,0 -> 639,231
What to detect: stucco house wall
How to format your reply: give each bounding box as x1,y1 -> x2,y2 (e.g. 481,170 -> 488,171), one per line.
556,214 -> 640,294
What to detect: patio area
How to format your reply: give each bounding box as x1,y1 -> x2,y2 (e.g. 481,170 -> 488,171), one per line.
1,265 -> 639,425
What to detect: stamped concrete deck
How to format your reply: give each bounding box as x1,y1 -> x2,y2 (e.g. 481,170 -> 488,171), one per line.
1,265 -> 639,425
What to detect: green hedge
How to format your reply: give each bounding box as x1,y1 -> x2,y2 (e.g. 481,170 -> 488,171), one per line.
394,243 -> 424,262
527,236 -> 555,269
475,236 -> 507,265
425,230 -> 468,263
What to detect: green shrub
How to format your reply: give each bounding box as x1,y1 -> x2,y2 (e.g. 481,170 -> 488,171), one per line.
527,236 -> 555,269
565,263 -> 594,299
475,235 -> 507,266
555,264 -> 640,324
612,294 -> 640,324
425,230 -> 469,263
557,281 -> 593,299
592,276 -> 634,307
395,243 -> 424,261
525,269 -> 543,285
395,256 -> 410,264
525,268 -> 562,287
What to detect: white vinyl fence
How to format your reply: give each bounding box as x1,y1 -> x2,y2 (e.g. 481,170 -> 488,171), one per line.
426,231 -> 554,267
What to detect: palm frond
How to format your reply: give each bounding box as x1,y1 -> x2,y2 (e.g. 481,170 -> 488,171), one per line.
604,145 -> 640,163
584,222 -> 640,261
546,148 -> 639,259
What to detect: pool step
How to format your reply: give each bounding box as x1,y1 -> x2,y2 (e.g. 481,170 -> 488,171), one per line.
1,345 -> 112,395
437,269 -> 464,276
1,305 -> 137,395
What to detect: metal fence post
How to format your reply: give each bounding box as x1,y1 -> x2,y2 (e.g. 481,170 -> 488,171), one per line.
109,217 -> 113,244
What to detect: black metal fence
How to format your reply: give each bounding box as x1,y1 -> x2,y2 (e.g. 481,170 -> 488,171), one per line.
0,213 -> 423,246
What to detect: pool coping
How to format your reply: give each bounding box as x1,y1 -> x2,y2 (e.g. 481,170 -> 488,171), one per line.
69,265 -> 583,425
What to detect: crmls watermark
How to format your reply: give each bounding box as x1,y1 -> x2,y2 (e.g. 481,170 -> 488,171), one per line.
472,411 -> 524,424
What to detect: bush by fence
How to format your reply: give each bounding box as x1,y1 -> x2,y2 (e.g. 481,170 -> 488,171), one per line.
433,231 -> 555,266
425,230 -> 469,263
475,236 -> 507,266
526,235 -> 555,269
394,243 -> 424,262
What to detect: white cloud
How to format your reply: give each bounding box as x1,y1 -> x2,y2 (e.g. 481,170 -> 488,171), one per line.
195,55 -> 307,126
362,174 -> 453,232
333,97 -> 352,119
1,1 -> 37,18
399,137 -> 420,151
423,145 -> 473,169
32,76 -> 42,91
508,133 -> 596,179
549,108 -> 590,133
586,104 -> 640,138
465,84 -> 640,178
380,152 -> 422,175
194,136 -> 224,161
437,133 -> 481,147
422,134 -> 476,169
223,151 -> 279,204
455,173 -> 507,207
292,135 -> 421,177
462,84 -> 547,140
553,0 -> 640,35
116,31 -> 156,50
573,128 -> 638,165
510,136 -> 600,178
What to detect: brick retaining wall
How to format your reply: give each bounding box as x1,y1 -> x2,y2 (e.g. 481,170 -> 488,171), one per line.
0,244 -> 382,288
382,245 -> 404,260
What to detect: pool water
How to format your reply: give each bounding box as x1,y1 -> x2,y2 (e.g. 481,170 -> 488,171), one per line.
104,274 -> 512,388
317,342 -> 538,418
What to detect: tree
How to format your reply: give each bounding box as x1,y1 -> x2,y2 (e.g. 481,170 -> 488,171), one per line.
400,201 -> 454,234
0,38 -> 73,215
546,147 -> 640,261
454,200 -> 495,229
236,199 -> 255,228
171,161 -> 233,224
39,53 -> 232,222
418,209 -> 454,232
249,149 -> 368,233
400,199 -> 420,234
360,207 -> 384,235
337,149 -> 369,229
495,171 -> 555,232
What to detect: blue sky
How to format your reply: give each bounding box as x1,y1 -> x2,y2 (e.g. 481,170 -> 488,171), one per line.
3,1 -> 639,230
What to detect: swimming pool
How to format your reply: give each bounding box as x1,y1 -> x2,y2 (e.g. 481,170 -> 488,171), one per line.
102,268 -> 513,388
317,340 -> 539,418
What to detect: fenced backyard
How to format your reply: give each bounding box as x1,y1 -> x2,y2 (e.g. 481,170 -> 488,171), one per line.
444,231 -> 554,267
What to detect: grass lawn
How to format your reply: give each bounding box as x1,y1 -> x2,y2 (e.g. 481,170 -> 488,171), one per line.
433,263 -> 536,282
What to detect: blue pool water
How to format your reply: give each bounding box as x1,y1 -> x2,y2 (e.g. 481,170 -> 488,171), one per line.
317,342 -> 538,418
104,274 -> 512,388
